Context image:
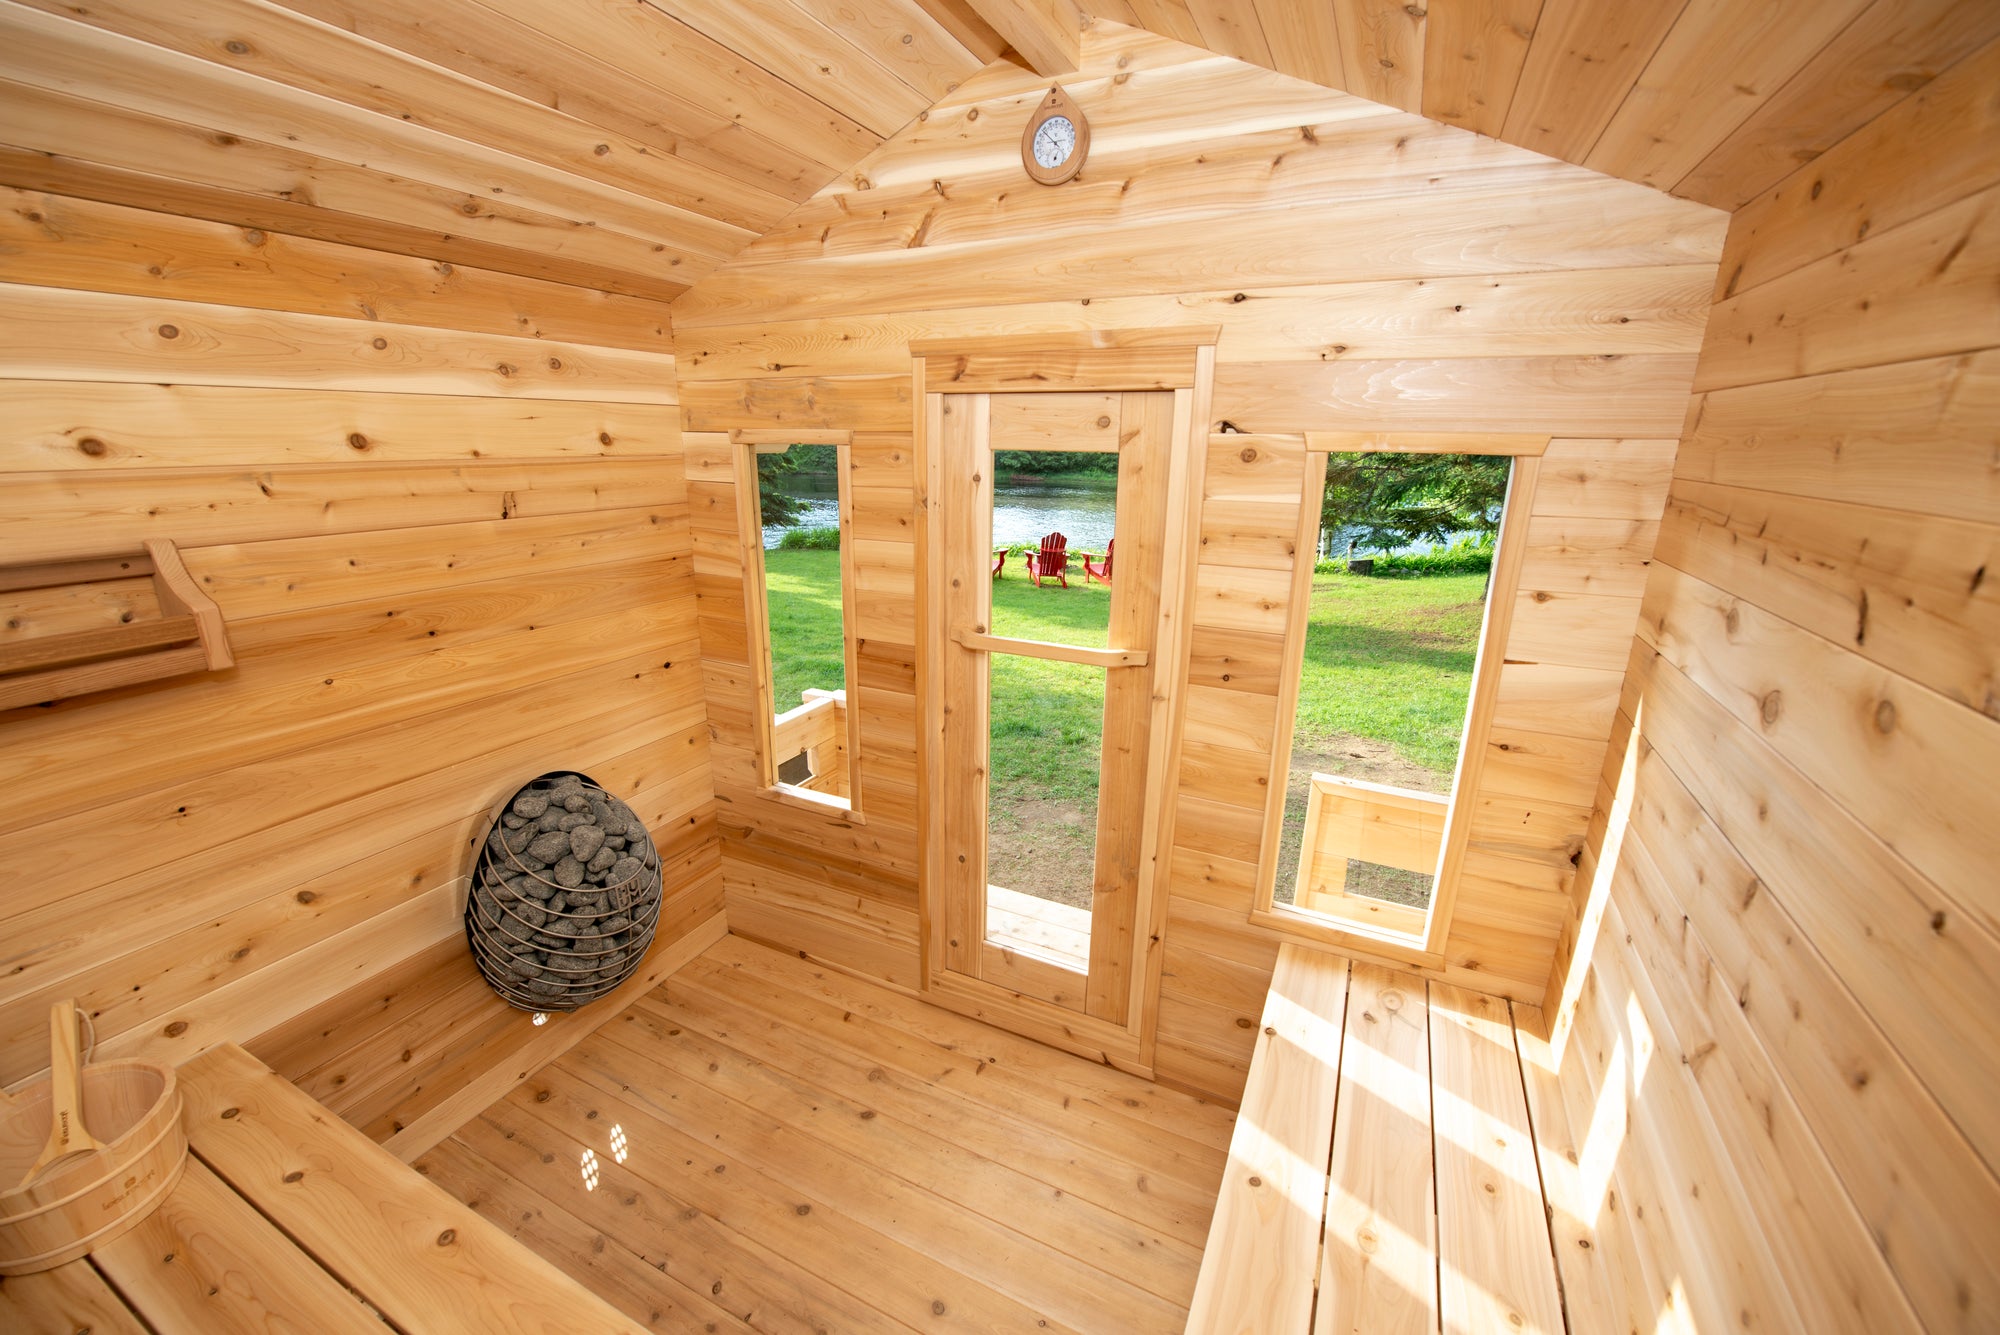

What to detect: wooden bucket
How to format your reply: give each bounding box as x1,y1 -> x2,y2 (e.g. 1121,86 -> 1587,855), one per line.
0,1059 -> 187,1274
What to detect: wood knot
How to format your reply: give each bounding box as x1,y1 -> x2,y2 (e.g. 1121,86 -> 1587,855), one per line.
1247,1175 -> 1262,1187
1238,447 -> 1258,463
78,437 -> 107,457
1759,690 -> 1782,725
371,337 -> 388,350
164,1021 -> 188,1037
220,1107 -> 239,1119
157,324 -> 180,339
347,432 -> 369,451
295,890 -> 317,904
225,39 -> 249,55
437,1229 -> 456,1246
1873,698 -> 1897,733
283,1170 -> 304,1183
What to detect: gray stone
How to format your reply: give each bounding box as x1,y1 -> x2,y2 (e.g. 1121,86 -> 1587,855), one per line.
502,812 -> 526,829
558,811 -> 593,832
604,836 -> 626,851
512,792 -> 550,819
527,830 -> 570,863
608,856 -> 644,886
554,855 -> 585,889
518,877 -> 553,901
563,793 -> 591,813
587,845 -> 618,873
570,824 -> 607,862
537,808 -> 566,832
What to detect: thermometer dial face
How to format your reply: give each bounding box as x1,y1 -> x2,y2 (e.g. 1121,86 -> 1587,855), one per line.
1032,115 -> 1077,169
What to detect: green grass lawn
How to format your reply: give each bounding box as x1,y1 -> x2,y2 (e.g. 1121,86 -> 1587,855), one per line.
762,548 -> 1486,906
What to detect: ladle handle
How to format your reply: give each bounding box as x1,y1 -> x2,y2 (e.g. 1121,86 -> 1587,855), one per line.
45,1000 -> 87,1158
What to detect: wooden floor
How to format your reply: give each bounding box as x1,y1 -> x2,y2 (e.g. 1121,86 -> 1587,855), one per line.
1189,944 -> 1573,1334
414,933 -> 1238,1333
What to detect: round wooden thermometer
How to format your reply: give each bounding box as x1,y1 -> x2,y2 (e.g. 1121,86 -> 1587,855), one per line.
1022,85 -> 1089,185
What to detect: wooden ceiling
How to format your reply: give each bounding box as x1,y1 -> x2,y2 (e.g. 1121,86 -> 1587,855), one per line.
1,0 -> 1992,303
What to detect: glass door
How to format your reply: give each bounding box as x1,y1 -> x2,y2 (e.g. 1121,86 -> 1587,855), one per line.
932,390 -> 1176,1027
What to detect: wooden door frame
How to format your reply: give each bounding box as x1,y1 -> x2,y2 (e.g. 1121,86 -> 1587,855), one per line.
913,332 -> 1216,1075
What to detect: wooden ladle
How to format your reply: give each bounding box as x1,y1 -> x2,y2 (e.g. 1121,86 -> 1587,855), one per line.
17,1000 -> 106,1188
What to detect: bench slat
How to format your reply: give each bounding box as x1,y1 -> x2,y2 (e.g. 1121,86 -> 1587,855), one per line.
1186,943 -> 1350,1333
92,1157 -> 388,1334
178,1042 -> 647,1335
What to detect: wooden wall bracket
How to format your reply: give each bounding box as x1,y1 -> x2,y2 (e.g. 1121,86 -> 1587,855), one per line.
0,541 -> 232,711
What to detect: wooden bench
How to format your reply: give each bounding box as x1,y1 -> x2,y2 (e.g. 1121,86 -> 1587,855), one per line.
0,1043 -> 647,1334
1186,944 -> 1569,1333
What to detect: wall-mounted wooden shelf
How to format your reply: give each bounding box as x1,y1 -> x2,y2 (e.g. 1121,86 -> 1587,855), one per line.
0,541 -> 232,711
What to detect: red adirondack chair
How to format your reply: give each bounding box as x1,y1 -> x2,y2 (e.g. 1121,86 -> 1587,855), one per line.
991,548 -> 1007,580
1081,538 -> 1114,585
1023,532 -> 1069,588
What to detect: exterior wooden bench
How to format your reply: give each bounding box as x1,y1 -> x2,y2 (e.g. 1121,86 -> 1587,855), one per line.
0,1043 -> 647,1334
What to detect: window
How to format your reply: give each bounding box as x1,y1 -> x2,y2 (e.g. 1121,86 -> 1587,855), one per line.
1259,446 -> 1533,949
744,438 -> 861,813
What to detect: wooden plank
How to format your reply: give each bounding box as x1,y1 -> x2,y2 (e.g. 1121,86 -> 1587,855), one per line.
1615,794 -> 1958,1334
7,0 -> 793,235
1426,456 -> 1538,950
1510,1005 -> 1649,1335
1673,0 -> 2000,210
378,908 -> 728,1161
1427,983 -> 1563,1335
1677,350 -> 2000,525
1640,563 -> 1999,919
413,1137 -> 756,1333
90,1158 -> 390,1334
962,0 -> 1082,74
0,186 -> 675,353
0,614 -> 196,675
0,1264 -> 147,1335
646,0 -> 935,137
1625,645 -> 2000,1188
1334,0 -> 1425,111
677,179 -> 1724,326
0,10 -> 749,267
264,0 -> 840,196
1421,0 -> 1539,137
177,1042 -> 649,1334
676,267 -> 1715,380
952,629 -> 1147,668
1655,479 -> 1999,721
1214,357 -> 1700,436
1717,32 -> 2000,296
0,95 -> 690,302
1499,0 -> 1682,165
1316,963 -> 1436,1335
1585,0 -> 1873,192
0,383 -> 680,473
0,283 -> 676,404
1698,182 -> 2000,393
1186,943 -> 1348,1333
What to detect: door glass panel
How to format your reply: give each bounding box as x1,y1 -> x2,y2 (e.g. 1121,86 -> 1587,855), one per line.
988,450 -> 1117,648
984,654 -> 1103,957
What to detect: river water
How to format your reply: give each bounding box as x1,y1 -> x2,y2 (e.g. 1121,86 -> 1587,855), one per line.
764,476 -> 1461,555
762,478 -> 1119,551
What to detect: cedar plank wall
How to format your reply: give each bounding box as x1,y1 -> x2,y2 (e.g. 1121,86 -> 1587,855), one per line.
1533,36 -> 2000,1335
0,191 -> 722,1093
675,24 -> 1726,1101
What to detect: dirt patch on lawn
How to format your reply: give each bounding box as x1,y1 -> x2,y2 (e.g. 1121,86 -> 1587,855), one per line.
987,795 -> 1096,910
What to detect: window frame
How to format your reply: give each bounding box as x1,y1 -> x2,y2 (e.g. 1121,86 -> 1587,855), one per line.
736,431 -> 865,821
1247,434 -> 1545,964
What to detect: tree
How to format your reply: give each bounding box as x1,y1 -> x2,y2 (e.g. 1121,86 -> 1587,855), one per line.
1321,452 -> 1511,554
755,444 -> 838,527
